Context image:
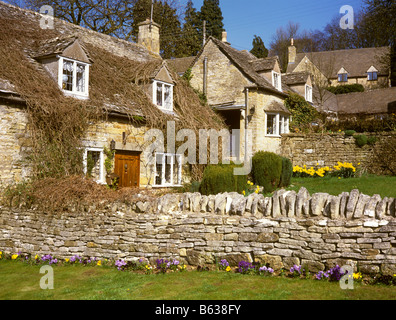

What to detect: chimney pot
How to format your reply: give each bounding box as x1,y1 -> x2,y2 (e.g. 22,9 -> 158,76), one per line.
222,31 -> 227,43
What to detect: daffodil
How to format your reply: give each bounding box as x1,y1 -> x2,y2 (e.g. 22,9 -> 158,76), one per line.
353,272 -> 362,280
97,260 -> 102,266
226,266 -> 231,272
11,254 -> 18,260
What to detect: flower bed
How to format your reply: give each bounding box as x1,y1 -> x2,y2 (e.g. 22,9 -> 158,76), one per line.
293,161 -> 358,178
1,251 -> 395,286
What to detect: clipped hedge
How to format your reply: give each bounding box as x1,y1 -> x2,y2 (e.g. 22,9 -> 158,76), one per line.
326,84 -> 365,95
280,156 -> 293,188
252,151 -> 283,193
199,164 -> 247,195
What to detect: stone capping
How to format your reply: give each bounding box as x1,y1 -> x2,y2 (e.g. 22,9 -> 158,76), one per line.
108,188 -> 395,220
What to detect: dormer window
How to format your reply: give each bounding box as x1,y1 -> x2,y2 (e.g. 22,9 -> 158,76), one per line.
153,80 -> 173,111
367,66 -> 378,81
337,67 -> 348,82
272,71 -> 282,91
305,84 -> 312,103
59,57 -> 89,98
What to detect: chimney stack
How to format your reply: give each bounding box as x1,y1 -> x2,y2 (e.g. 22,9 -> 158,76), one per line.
288,38 -> 296,65
138,19 -> 160,55
222,31 -> 230,45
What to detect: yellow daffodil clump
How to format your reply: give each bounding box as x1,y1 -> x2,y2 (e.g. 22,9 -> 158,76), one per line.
293,162 -> 358,179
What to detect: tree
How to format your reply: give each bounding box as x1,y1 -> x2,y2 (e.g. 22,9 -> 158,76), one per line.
24,0 -> 138,40
269,21 -> 320,72
180,0 -> 201,56
197,0 -> 224,42
130,0 -> 183,59
250,35 -> 268,59
362,0 -> 396,86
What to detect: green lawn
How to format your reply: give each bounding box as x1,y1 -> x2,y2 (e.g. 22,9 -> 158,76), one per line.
0,260 -> 395,300
287,175 -> 396,198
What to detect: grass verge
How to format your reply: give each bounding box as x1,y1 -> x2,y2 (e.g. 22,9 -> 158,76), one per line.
287,175 -> 396,198
0,260 -> 395,300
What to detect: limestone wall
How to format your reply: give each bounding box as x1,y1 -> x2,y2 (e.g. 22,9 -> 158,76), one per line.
0,103 -> 30,185
280,132 -> 395,169
1,189 -> 395,274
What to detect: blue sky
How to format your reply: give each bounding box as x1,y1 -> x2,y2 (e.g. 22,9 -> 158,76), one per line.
186,0 -> 365,51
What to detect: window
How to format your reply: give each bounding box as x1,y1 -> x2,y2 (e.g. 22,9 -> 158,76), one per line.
266,113 -> 289,136
368,71 -> 378,81
338,73 -> 348,82
305,85 -> 312,103
83,147 -> 105,184
154,153 -> 182,186
153,81 -> 173,111
266,114 -> 277,135
272,71 -> 282,91
59,57 -> 89,98
230,130 -> 240,158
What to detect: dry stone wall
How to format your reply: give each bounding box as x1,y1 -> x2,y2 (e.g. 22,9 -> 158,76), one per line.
280,132 -> 396,169
1,189 -> 395,274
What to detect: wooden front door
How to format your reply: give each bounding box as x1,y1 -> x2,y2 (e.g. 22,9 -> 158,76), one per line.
114,151 -> 140,188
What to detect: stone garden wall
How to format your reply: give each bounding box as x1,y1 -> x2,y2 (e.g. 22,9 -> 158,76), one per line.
0,189 -> 395,274
280,132 -> 396,169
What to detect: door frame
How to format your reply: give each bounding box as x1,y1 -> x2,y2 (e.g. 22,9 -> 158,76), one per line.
114,150 -> 141,188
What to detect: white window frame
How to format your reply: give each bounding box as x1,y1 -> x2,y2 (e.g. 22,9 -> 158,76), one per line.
272,71 -> 282,92
305,84 -> 313,103
153,80 -> 174,112
57,56 -> 90,99
83,147 -> 105,184
265,113 -> 289,137
154,153 -> 182,187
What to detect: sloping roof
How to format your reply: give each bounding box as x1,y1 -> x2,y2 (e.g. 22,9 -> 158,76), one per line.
249,56 -> 278,72
32,35 -> 92,63
287,46 -> 390,78
166,56 -> 196,75
282,72 -> 310,85
203,37 -> 290,96
336,87 -> 396,114
0,1 -> 224,133
266,101 -> 291,114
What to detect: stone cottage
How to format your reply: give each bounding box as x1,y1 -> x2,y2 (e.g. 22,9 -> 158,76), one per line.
287,42 -> 391,90
168,33 -> 317,158
0,2 -> 224,189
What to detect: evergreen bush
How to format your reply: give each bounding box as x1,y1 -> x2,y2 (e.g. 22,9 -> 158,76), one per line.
326,84 -> 365,95
280,157 -> 293,188
344,130 -> 356,137
354,134 -> 368,147
199,164 -> 247,195
251,151 -> 283,193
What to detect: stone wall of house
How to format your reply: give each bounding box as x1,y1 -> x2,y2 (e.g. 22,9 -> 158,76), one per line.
84,117 -> 155,187
280,132 -> 396,169
0,103 -> 30,186
190,40 -> 253,106
1,189 -> 395,274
